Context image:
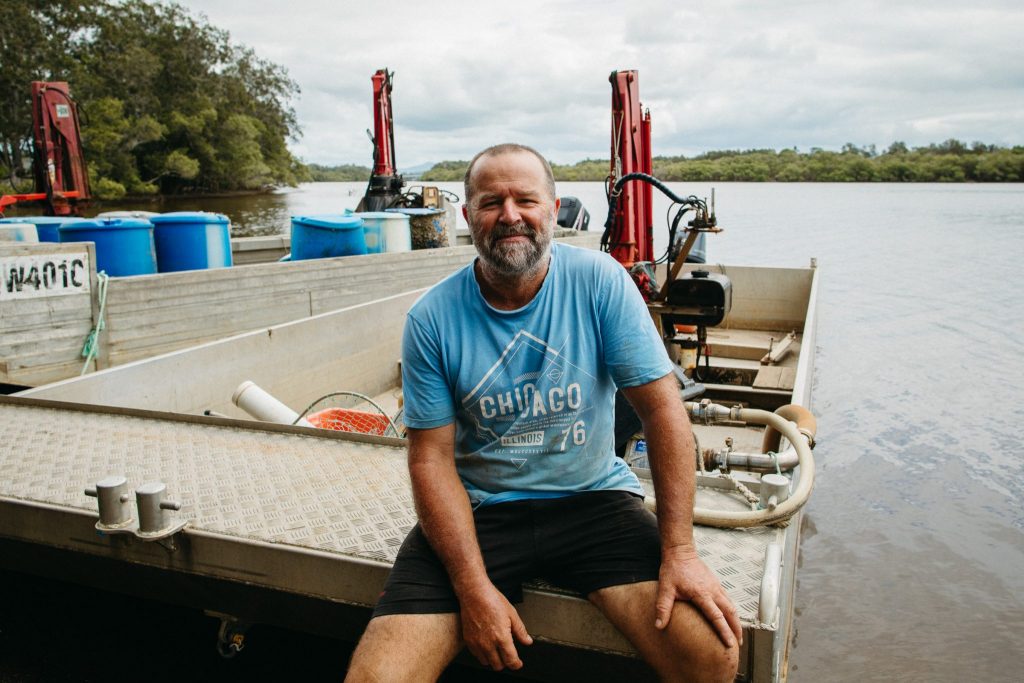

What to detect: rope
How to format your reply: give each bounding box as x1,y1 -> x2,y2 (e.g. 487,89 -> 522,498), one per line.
80,270 -> 109,376
722,472 -> 761,509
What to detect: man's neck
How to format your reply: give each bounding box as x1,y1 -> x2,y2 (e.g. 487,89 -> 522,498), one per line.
474,256 -> 551,311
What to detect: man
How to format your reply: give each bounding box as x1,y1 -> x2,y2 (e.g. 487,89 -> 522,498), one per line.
346,144 -> 740,682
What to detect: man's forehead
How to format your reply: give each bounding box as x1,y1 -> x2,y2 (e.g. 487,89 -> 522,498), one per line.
470,152 -> 550,194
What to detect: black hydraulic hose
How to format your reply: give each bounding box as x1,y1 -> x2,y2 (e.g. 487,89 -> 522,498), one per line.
657,205 -> 691,264
601,172 -> 706,253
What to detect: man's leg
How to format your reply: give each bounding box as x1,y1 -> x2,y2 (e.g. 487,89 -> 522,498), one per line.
345,613 -> 462,682
589,581 -> 739,683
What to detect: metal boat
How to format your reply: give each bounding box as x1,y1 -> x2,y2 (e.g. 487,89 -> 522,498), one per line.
1,247 -> 817,681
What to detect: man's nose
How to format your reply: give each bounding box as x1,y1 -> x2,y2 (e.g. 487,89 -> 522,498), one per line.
498,197 -> 522,224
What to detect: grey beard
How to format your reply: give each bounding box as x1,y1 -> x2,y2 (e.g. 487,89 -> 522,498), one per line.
475,220 -> 553,277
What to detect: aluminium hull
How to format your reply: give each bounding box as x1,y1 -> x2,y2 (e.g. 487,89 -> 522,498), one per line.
5,261 -> 819,681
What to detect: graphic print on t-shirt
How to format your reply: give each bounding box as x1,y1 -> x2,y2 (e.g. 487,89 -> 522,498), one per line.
461,330 -> 597,470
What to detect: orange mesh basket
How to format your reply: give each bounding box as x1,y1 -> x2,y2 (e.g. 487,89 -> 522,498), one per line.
306,408 -> 393,435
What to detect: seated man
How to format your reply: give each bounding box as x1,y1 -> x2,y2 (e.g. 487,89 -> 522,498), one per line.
346,143 -> 740,682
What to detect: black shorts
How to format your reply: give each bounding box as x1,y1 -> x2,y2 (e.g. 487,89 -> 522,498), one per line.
373,490 -> 661,617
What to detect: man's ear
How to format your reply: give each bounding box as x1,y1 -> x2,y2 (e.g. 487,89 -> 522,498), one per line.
462,204 -> 469,221
553,197 -> 561,218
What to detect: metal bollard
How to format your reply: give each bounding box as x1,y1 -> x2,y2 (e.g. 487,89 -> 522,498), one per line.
135,481 -> 184,538
84,476 -> 134,531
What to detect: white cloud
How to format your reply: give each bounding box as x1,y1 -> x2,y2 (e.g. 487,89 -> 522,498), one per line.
176,0 -> 1024,164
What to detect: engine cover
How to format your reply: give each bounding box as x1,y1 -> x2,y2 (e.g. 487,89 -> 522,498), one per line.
665,270 -> 732,326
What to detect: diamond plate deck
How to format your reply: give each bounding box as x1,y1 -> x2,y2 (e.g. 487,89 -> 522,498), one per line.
0,398 -> 782,627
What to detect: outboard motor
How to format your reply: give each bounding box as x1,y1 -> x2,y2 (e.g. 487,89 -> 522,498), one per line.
557,196 -> 590,231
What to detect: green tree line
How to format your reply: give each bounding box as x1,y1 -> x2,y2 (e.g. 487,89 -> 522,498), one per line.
1,0 -> 307,199
421,141 -> 1024,183
306,164 -> 371,181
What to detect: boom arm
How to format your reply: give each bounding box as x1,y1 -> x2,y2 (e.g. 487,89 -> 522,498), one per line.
606,70 -> 654,267
371,69 -> 397,178
359,69 -> 404,212
1,82 -> 90,217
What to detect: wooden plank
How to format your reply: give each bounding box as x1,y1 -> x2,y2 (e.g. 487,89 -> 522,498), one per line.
101,254 -> 466,312
105,291 -> 312,345
5,359 -> 85,387
761,332 -> 797,365
1,320 -> 92,351
0,292 -> 91,315
752,366 -> 796,391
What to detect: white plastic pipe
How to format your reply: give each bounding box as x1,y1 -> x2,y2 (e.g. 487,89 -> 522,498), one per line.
232,380 -> 314,428
646,403 -> 816,528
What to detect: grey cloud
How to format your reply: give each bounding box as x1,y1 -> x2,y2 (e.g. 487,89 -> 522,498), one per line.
176,0 -> 1024,164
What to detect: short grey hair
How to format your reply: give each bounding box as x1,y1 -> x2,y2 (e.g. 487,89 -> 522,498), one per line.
464,143 -> 557,205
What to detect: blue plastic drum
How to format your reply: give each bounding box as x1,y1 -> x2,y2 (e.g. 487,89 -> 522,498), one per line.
290,215 -> 366,260
149,212 -> 232,273
352,212 -> 412,254
58,218 -> 157,276
0,216 -> 88,242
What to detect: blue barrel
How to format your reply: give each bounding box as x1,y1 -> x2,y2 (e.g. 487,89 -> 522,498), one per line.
0,216 -> 88,242
58,218 -> 157,276
352,211 -> 409,254
290,215 -> 366,260
149,212 -> 232,273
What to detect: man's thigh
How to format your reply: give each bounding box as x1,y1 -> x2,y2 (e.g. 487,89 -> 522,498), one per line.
346,613 -> 462,682
539,491 -> 662,594
374,504 -> 538,618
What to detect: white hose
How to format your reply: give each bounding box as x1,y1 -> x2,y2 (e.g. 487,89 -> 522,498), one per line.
646,404 -> 816,528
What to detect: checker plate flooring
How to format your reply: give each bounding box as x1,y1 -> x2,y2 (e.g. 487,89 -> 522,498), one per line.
0,400 -> 783,624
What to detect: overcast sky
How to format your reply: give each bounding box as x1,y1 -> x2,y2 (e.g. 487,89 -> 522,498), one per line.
176,0 -> 1023,167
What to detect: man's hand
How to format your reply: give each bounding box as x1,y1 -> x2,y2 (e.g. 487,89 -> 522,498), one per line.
655,543 -> 742,648
459,582 -> 534,671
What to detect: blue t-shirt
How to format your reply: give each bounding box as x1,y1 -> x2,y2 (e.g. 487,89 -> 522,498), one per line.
401,242 -> 674,506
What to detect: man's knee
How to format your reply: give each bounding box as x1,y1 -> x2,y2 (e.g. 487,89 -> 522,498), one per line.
648,632 -> 738,682
656,603 -> 739,682
684,636 -> 739,683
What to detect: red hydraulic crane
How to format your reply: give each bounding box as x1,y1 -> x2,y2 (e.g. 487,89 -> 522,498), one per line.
358,69 -> 404,212
0,82 -> 90,217
601,70 -> 715,301
606,70 -> 654,267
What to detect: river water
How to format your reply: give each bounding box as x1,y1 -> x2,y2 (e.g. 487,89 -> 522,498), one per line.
7,181 -> 1024,680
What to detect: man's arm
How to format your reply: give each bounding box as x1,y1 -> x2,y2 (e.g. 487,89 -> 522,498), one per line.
620,373 -> 743,648
406,424 -> 533,671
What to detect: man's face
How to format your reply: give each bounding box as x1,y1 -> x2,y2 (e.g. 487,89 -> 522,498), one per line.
464,152 -> 560,277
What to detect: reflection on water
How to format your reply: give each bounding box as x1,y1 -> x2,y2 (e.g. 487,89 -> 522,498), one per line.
9,181 -> 1024,679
